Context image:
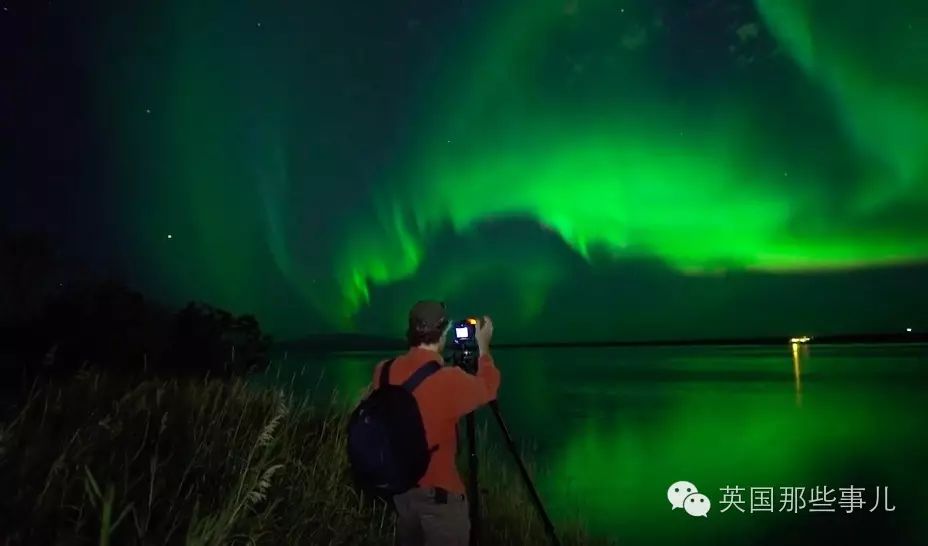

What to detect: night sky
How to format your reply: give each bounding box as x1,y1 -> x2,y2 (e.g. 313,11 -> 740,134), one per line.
3,0 -> 927,342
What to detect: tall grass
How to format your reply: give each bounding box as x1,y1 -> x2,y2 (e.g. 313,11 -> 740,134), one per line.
0,370 -> 611,545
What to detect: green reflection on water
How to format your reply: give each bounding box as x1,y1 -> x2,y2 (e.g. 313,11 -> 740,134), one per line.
261,344 -> 928,544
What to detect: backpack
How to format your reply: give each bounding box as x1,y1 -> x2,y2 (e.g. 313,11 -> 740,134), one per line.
347,358 -> 441,495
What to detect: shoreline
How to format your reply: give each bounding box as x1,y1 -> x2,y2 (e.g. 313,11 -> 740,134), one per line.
276,333 -> 928,353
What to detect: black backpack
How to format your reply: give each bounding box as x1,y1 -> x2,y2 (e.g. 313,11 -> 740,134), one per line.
347,358 -> 441,495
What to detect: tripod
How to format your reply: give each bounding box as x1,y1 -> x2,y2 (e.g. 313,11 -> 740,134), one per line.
452,346 -> 561,546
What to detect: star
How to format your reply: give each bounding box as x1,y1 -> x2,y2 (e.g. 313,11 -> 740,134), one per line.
145,108 -> 151,114
257,22 -> 262,28
167,234 -> 173,239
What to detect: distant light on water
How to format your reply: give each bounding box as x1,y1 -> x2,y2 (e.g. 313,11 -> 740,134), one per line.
789,336 -> 812,344
791,341 -> 803,407
906,327 -> 913,332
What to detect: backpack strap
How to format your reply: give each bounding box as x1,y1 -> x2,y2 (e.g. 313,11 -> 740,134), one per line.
378,358 -> 396,387
401,361 -> 442,393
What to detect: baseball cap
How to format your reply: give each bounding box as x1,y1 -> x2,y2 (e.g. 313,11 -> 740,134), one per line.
409,300 -> 448,331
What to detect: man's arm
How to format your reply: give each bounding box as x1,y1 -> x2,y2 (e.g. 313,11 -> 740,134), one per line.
447,316 -> 501,418
446,352 -> 501,418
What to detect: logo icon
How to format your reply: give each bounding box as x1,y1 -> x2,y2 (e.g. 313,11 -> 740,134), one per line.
668,481 -> 711,517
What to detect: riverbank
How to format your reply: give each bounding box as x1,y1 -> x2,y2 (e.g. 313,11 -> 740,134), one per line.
0,369 -> 609,545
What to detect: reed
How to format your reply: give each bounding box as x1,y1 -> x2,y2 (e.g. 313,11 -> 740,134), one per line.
0,370 -> 612,545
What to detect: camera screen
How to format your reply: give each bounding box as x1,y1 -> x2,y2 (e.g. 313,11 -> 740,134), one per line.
455,326 -> 470,338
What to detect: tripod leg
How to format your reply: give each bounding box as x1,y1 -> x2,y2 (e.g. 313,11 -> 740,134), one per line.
489,400 -> 562,546
465,412 -> 480,546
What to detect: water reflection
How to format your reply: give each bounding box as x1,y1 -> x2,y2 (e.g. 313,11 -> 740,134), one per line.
791,342 -> 804,407
261,344 -> 928,545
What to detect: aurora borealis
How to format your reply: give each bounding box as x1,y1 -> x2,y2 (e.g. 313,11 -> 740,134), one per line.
4,0 -> 927,340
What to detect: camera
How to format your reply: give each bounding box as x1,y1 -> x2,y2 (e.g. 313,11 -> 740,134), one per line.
452,317 -> 478,346
449,317 -> 480,372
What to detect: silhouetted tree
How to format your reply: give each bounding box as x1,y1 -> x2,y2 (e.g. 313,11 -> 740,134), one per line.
0,230 -> 271,386
169,302 -> 271,375
37,280 -> 172,374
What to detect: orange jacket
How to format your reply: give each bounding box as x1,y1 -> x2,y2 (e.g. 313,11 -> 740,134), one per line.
372,346 -> 501,494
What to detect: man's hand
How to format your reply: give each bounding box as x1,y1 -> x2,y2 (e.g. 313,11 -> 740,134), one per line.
475,315 -> 494,354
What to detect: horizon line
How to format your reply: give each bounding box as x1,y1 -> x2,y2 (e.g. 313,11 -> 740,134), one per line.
277,331 -> 926,350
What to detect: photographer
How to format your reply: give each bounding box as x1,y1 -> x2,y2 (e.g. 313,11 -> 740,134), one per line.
370,300 -> 500,546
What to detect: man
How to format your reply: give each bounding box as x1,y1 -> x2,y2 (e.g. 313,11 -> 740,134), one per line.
371,300 -> 500,546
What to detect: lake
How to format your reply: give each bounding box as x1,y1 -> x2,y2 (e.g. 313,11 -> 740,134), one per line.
256,343 -> 928,545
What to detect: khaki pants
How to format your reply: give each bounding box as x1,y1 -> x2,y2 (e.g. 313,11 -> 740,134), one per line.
393,487 -> 470,546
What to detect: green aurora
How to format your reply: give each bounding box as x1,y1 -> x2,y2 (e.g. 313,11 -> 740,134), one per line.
67,0 -> 928,339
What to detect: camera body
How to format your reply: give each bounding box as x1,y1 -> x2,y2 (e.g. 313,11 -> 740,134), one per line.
449,317 -> 480,373
451,317 -> 478,347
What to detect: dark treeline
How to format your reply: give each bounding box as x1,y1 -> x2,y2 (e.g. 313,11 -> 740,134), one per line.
0,230 -> 272,396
